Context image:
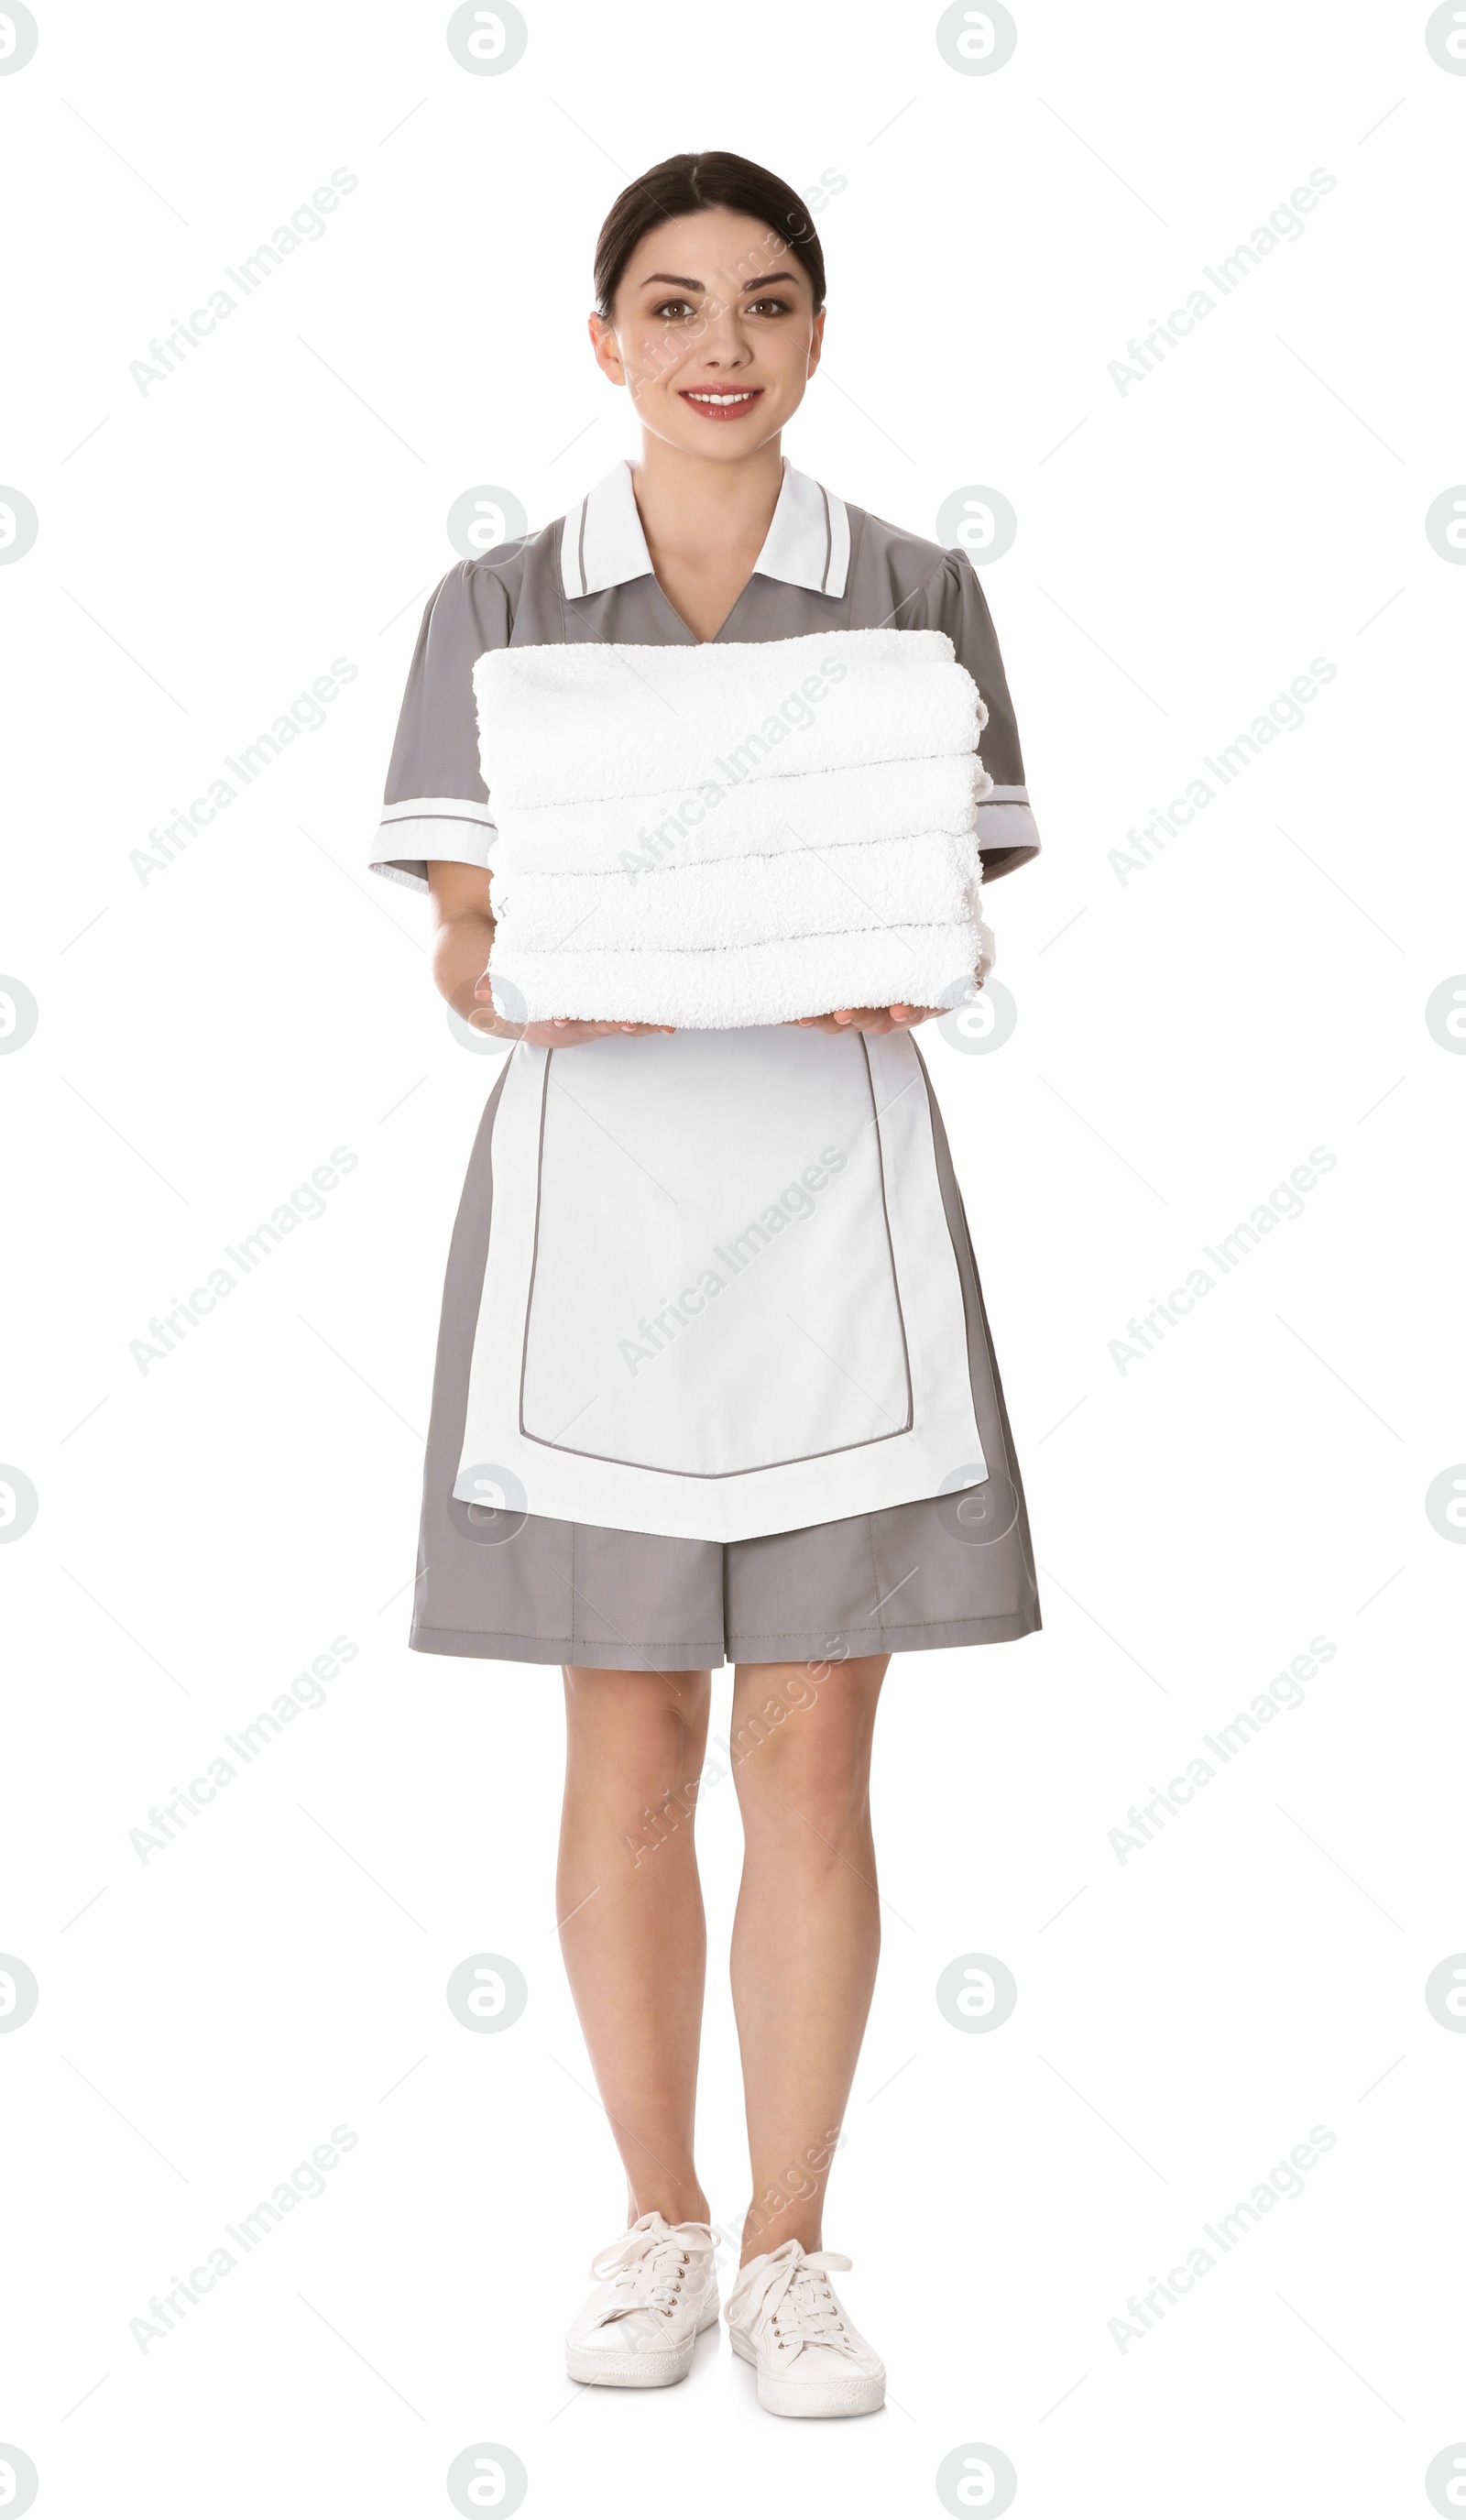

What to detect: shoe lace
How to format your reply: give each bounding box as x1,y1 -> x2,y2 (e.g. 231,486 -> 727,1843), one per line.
589,2214 -> 716,2323
726,2241 -> 859,2360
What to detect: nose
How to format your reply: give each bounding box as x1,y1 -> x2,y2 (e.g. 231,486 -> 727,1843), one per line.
688,296 -> 752,364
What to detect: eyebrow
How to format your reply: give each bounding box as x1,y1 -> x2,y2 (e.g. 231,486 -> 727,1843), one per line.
638,268 -> 802,294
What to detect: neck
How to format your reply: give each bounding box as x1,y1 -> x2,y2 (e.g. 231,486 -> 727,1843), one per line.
629,434 -> 785,564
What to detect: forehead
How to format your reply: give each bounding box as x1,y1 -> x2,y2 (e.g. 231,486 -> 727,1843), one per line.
619,205 -> 810,293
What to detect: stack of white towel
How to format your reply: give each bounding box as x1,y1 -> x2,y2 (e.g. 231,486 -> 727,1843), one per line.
473,628 -> 995,1029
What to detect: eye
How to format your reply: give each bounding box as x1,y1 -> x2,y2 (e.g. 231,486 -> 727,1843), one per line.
746,296 -> 793,317
651,298 -> 697,321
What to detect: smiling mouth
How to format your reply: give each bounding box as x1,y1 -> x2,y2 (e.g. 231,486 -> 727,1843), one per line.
679,387 -> 763,418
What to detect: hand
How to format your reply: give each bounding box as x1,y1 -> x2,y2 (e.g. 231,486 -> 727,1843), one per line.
469,977 -> 673,1046
791,1000 -> 955,1036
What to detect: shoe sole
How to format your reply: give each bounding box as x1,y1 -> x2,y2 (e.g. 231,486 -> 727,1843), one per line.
566,2302 -> 719,2389
728,2325 -> 886,2417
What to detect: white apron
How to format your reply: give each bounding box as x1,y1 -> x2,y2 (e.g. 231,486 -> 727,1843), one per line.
451,1023 -> 990,1544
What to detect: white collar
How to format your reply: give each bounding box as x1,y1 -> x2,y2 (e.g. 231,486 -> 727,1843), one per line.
560,457 -> 850,602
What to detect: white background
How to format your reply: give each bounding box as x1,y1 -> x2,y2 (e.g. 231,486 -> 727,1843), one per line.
3,1 -> 1464,2513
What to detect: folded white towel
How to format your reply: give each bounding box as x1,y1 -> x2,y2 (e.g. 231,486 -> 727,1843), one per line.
493,832 -> 981,956
489,928 -> 993,1033
484,751 -> 989,880
473,629 -> 994,1028
475,629 -> 983,807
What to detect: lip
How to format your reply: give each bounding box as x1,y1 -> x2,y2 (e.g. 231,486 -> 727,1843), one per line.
677,386 -> 764,422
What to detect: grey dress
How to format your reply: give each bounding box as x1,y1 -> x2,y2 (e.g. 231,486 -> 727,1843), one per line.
369,458 -> 1044,1669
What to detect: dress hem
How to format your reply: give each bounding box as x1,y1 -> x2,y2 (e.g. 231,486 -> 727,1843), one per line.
407,1605 -> 1042,1669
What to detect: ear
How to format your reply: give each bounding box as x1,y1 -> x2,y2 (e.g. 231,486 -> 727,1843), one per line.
587,311 -> 626,388
806,306 -> 826,380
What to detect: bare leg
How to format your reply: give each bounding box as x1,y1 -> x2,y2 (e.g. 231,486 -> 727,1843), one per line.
727,1654 -> 888,2265
557,1665 -> 713,2227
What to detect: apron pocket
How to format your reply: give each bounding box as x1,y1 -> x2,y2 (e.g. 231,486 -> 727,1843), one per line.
519,1027 -> 912,1479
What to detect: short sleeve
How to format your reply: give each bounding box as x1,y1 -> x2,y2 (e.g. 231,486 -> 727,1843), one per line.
909,549 -> 1041,881
367,561 -> 512,891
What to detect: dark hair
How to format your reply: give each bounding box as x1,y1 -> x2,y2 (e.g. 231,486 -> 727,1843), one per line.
593,151 -> 826,319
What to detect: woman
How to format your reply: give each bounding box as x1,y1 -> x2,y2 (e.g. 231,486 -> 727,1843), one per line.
369,151 -> 1043,2420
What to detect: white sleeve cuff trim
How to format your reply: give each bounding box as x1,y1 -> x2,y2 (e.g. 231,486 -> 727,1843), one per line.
367,859 -> 431,893
369,813 -> 495,891
974,797 -> 1041,863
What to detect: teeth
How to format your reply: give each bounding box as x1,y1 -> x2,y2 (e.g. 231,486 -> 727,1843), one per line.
686,391 -> 754,405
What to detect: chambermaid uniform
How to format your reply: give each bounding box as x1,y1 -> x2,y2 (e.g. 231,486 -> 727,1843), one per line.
370,458 -> 1044,1670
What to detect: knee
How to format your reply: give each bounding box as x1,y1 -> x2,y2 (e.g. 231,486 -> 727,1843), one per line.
563,1666 -> 708,1806
732,1679 -> 878,1848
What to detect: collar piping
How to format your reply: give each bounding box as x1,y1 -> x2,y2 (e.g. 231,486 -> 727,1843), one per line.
560,457 -> 849,603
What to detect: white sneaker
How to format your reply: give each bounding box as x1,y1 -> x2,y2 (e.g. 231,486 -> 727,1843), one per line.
726,2240 -> 885,2417
564,2212 -> 719,2387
